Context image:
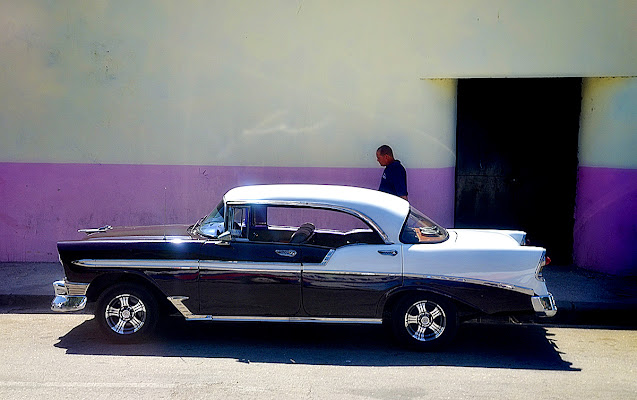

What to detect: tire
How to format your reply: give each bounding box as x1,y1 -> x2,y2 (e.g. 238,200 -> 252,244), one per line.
96,283 -> 159,342
391,293 -> 457,350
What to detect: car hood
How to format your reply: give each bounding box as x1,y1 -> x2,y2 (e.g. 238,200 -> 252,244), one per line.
79,224 -> 196,241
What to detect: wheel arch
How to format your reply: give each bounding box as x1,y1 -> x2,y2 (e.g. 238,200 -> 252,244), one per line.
380,287 -> 479,322
86,272 -> 173,312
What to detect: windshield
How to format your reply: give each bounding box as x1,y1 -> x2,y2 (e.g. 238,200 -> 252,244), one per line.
197,201 -> 225,237
400,207 -> 448,244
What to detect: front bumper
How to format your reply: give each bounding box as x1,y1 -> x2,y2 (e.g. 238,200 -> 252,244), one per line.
51,280 -> 89,312
531,292 -> 557,317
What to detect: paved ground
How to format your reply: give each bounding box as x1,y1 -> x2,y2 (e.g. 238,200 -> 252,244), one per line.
0,313 -> 636,399
0,262 -> 636,327
0,262 -> 635,398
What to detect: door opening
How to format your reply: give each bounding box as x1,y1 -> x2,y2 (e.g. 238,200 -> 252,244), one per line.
455,78 -> 581,263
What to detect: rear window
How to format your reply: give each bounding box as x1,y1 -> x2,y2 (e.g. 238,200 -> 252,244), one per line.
400,207 -> 449,244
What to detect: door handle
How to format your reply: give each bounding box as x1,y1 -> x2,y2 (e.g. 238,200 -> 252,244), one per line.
378,250 -> 398,256
275,249 -> 297,257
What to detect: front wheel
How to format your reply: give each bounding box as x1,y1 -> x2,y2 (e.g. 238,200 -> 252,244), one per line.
391,294 -> 457,350
96,284 -> 159,342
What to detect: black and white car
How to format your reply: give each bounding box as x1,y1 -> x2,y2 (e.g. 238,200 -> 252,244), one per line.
52,184 -> 556,349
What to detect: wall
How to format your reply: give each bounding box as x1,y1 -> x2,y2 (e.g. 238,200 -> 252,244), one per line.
575,78 -> 637,275
1,1 -> 636,269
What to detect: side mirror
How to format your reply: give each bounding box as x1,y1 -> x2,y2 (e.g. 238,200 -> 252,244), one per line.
218,231 -> 232,242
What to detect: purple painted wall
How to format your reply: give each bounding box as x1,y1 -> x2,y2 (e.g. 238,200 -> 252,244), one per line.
0,162 -> 455,262
574,166 -> 637,275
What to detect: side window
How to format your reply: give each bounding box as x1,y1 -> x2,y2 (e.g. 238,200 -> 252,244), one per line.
400,207 -> 449,244
252,206 -> 383,247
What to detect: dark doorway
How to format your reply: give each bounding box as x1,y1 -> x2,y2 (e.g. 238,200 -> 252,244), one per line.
455,78 -> 581,263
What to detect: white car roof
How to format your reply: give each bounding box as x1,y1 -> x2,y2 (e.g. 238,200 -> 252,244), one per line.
224,184 -> 410,243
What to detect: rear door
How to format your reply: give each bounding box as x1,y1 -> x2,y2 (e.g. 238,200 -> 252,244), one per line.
302,243 -> 402,318
287,207 -> 403,318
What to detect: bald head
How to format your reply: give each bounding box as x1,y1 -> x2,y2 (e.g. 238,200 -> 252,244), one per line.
376,145 -> 395,166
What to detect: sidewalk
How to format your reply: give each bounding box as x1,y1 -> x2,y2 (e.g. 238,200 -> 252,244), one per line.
0,262 -> 635,326
542,264 -> 637,327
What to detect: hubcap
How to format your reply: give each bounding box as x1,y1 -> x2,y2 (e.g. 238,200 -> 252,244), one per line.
404,300 -> 446,342
105,294 -> 147,335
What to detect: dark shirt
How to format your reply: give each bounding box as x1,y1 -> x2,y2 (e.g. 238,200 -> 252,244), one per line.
379,160 -> 408,197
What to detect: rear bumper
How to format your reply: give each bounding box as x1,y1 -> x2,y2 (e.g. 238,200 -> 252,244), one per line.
51,280 -> 89,312
531,293 -> 557,317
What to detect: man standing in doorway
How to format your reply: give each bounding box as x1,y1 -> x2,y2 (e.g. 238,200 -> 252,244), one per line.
376,145 -> 408,200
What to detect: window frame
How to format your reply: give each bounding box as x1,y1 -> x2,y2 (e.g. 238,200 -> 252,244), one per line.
399,207 -> 449,244
224,201 -> 390,246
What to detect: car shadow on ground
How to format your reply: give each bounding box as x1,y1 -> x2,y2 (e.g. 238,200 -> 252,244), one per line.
54,317 -> 578,371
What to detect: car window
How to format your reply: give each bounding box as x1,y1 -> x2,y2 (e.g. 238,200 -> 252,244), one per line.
249,206 -> 383,247
230,206 -> 249,239
198,201 -> 225,237
400,207 -> 449,244
265,207 -> 367,232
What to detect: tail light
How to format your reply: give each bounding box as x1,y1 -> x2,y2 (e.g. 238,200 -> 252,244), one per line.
536,251 -> 548,281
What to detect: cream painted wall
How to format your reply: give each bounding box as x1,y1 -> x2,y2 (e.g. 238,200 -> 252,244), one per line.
579,77 -> 637,169
1,1 -> 636,169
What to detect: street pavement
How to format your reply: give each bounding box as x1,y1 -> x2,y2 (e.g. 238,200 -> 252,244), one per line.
0,262 -> 635,327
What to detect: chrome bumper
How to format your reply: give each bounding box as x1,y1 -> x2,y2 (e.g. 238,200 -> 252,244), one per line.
51,280 -> 89,312
531,293 -> 557,317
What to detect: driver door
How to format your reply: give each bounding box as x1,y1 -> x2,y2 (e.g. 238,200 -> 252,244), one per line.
198,205 -> 303,316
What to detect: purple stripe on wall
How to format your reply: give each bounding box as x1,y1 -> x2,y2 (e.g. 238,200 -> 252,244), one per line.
0,163 -> 455,262
574,166 -> 637,275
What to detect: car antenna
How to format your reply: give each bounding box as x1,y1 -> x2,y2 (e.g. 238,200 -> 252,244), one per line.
163,186 -> 167,241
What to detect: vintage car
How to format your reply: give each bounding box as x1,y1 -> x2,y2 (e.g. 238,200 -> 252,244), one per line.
52,184 -> 556,349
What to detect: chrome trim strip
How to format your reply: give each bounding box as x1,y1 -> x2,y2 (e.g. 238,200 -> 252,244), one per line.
404,273 -> 536,296
297,249 -> 336,266
53,280 -> 90,296
73,259 -> 199,270
167,297 -> 381,324
198,260 -> 300,273
302,269 -> 400,277
206,316 -> 382,324
60,239 -> 202,244
225,200 -> 391,244
74,249 -> 335,271
66,281 -> 90,296
319,249 -> 335,265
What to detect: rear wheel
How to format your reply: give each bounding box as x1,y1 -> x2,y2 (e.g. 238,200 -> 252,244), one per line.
96,284 -> 159,342
391,294 -> 457,350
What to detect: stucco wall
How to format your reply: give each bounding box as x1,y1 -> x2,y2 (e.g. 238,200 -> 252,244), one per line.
575,78 -> 637,275
1,1 -> 636,269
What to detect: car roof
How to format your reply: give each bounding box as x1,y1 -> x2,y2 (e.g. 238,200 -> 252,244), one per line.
224,184 -> 410,243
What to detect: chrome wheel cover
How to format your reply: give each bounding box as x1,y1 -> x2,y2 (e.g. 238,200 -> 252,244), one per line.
104,294 -> 147,335
404,300 -> 446,342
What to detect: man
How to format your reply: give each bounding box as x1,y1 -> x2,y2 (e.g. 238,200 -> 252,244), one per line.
376,145 -> 408,200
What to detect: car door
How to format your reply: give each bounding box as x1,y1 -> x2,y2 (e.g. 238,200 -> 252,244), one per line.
302,244 -> 403,318
298,209 -> 403,318
198,205 -> 303,316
